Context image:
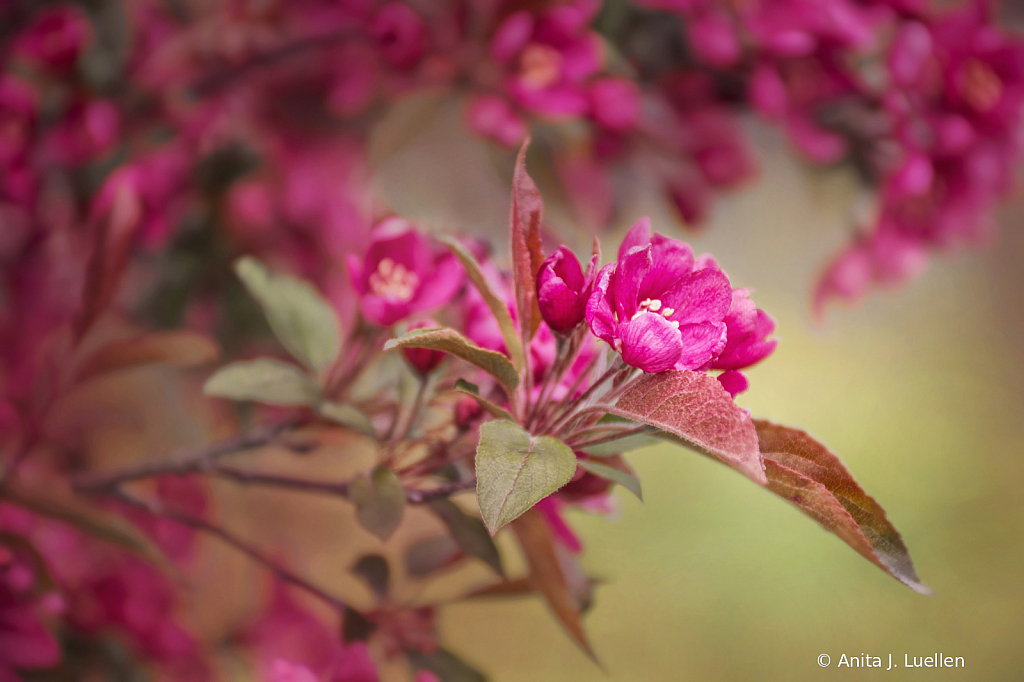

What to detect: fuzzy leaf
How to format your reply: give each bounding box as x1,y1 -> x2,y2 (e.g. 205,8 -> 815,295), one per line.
427,499 -> 504,576
577,459 -> 643,501
454,379 -> 515,422
755,421 -> 932,594
203,359 -> 320,405
475,421 -> 576,534
384,328 -> 519,392
510,510 -> 596,660
319,401 -> 377,439
235,256 -> 340,374
607,370 -> 766,485
75,331 -> 219,384
438,237 -> 525,372
509,139 -> 544,343
350,466 -> 406,542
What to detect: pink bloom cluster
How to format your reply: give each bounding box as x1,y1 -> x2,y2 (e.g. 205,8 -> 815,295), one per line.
584,218 -> 775,393
632,0 -> 1024,307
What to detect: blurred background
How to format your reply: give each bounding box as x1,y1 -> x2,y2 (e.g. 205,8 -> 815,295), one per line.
378,116 -> 1024,680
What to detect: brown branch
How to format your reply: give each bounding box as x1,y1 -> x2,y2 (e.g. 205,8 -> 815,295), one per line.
72,419 -> 299,493
108,489 -> 351,612
212,464 -> 475,504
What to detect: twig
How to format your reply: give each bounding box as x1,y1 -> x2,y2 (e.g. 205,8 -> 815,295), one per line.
213,464 -> 474,504
108,489 -> 350,612
566,425 -> 651,450
72,419 -> 299,493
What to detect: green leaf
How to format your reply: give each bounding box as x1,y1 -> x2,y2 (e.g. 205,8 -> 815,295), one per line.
577,459 -> 643,501
349,466 -> 406,542
454,379 -> 515,422
384,328 -> 519,392
352,554 -> 390,600
319,401 -> 377,439
438,236 -> 525,372
405,535 -> 463,577
755,420 -> 932,594
606,370 -> 766,485
427,498 -> 504,576
475,421 -> 576,535
234,256 -> 340,374
407,648 -> 487,682
203,359 -> 320,405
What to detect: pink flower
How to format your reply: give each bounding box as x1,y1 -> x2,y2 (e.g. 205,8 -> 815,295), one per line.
536,246 -> 597,334
588,78 -> 641,132
372,2 -> 428,70
586,218 -> 732,373
14,5 -> 93,72
465,95 -> 527,148
0,548 -> 60,678
491,0 -> 604,119
347,218 -> 463,326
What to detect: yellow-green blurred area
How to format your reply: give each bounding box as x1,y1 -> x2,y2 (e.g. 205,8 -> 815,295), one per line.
376,110 -> 1024,681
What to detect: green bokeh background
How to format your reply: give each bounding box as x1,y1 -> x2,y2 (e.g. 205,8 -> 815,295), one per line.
387,122 -> 1024,681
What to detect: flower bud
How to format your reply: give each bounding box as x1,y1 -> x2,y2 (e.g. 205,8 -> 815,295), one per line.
455,396 -> 482,429
402,319 -> 445,375
536,246 -> 593,335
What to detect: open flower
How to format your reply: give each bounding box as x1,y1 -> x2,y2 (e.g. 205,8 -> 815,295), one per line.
586,218 -> 732,373
536,246 -> 597,334
347,218 -> 463,326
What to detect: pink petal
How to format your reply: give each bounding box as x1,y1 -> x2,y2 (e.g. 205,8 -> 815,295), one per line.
612,245 -> 652,320
618,216 -> 651,260
618,313 -> 683,373
662,268 -> 732,326
675,320 -> 727,370
586,265 -> 617,344
717,370 -> 749,397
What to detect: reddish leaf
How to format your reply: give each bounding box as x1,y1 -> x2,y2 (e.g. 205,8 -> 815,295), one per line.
756,420 -> 932,594
467,577 -> 533,598
76,180 -> 142,340
510,510 -> 597,660
75,331 -> 219,384
510,139 -> 544,345
607,370 -> 766,485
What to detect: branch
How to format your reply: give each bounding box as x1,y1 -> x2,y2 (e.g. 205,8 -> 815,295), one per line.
212,465 -> 475,504
108,489 -> 351,612
72,419 -> 299,493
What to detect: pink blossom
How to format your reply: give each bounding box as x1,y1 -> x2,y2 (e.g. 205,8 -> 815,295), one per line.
14,5 -> 93,72
586,218 -> 732,373
536,246 -> 597,335
492,0 -> 604,119
372,3 -> 428,70
0,77 -> 37,166
465,95 -> 527,148
0,547 -> 60,678
588,78 -> 641,132
347,218 -> 463,326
